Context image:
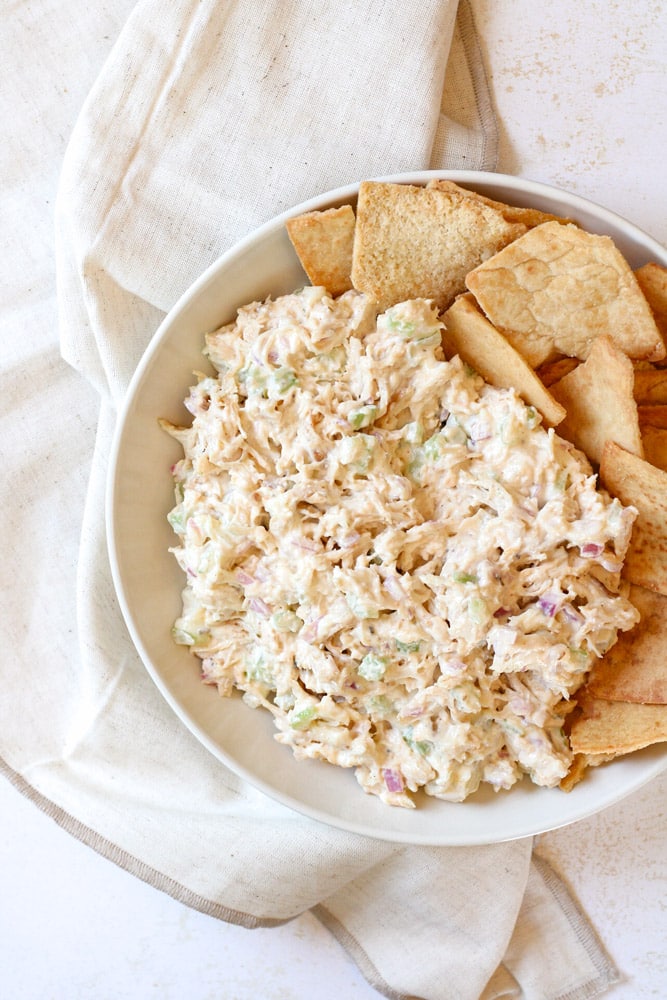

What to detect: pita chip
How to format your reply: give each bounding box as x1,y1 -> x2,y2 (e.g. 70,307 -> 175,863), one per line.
586,584 -> 667,704
641,425 -> 667,471
442,293 -> 565,425
549,334 -> 643,464
465,222 -> 665,367
351,181 -> 526,312
286,205 -> 355,297
568,697 -> 667,756
426,178 -> 574,229
635,261 -> 667,340
599,440 -> 667,595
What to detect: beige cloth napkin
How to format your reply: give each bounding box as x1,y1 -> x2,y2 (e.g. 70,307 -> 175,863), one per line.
1,1 -> 619,997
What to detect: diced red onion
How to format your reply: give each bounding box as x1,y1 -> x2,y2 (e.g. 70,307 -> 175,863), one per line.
247,597 -> 271,617
561,603 -> 583,624
235,569 -> 255,585
581,542 -> 603,558
538,593 -> 559,617
382,768 -> 404,793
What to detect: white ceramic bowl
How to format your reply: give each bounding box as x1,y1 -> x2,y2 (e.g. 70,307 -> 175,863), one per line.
107,170 -> 667,845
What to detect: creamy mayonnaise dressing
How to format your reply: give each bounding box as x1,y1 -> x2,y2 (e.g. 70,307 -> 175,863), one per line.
163,287 -> 638,807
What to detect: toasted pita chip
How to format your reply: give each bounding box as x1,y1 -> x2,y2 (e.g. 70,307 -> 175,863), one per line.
442,294 -> 565,425
641,425 -> 667,471
569,697 -> 667,755
559,751 -> 617,791
285,205 -> 355,297
549,335 -> 642,464
426,178 -> 574,229
350,181 -> 527,312
635,262 -> 667,340
585,584 -> 667,703
536,356 -> 579,387
465,222 -> 665,367
633,367 -> 667,404
638,404 -> 667,429
599,440 -> 667,595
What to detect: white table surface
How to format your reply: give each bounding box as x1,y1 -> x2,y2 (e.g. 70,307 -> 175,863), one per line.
2,2 -> 666,998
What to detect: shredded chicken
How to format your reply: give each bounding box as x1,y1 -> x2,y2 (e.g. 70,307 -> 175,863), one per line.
163,286 -> 638,807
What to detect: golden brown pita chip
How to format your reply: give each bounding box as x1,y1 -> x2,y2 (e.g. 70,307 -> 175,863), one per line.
638,404 -> 667,429
633,367 -> 667,404
537,356 -> 578,387
465,222 -> 665,367
635,262 -> 667,340
641,425 -> 667,471
569,697 -> 667,755
442,294 -> 565,426
426,178 -> 574,229
549,335 -> 643,464
586,584 -> 667,704
350,181 -> 526,312
559,751 -> 616,791
599,440 -> 667,595
286,205 -> 356,297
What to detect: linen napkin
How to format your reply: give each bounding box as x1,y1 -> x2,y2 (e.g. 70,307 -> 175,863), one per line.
2,1 -> 619,997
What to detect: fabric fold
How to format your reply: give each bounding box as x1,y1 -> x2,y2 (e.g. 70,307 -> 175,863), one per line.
314,840 -> 531,1000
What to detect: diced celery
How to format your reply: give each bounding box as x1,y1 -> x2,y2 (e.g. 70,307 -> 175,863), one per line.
358,653 -> 387,681
290,706 -> 317,730
395,639 -> 421,654
467,596 -> 488,624
238,363 -> 267,395
338,433 -> 376,472
171,625 -> 196,646
167,508 -> 186,533
172,624 -> 210,647
271,609 -> 302,633
348,404 -> 378,429
385,307 -> 440,341
525,405 -> 540,428
369,695 -> 393,715
386,314 -> 416,338
402,727 -> 433,757
270,367 -> 298,394
245,651 -> 274,687
422,433 -> 445,461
